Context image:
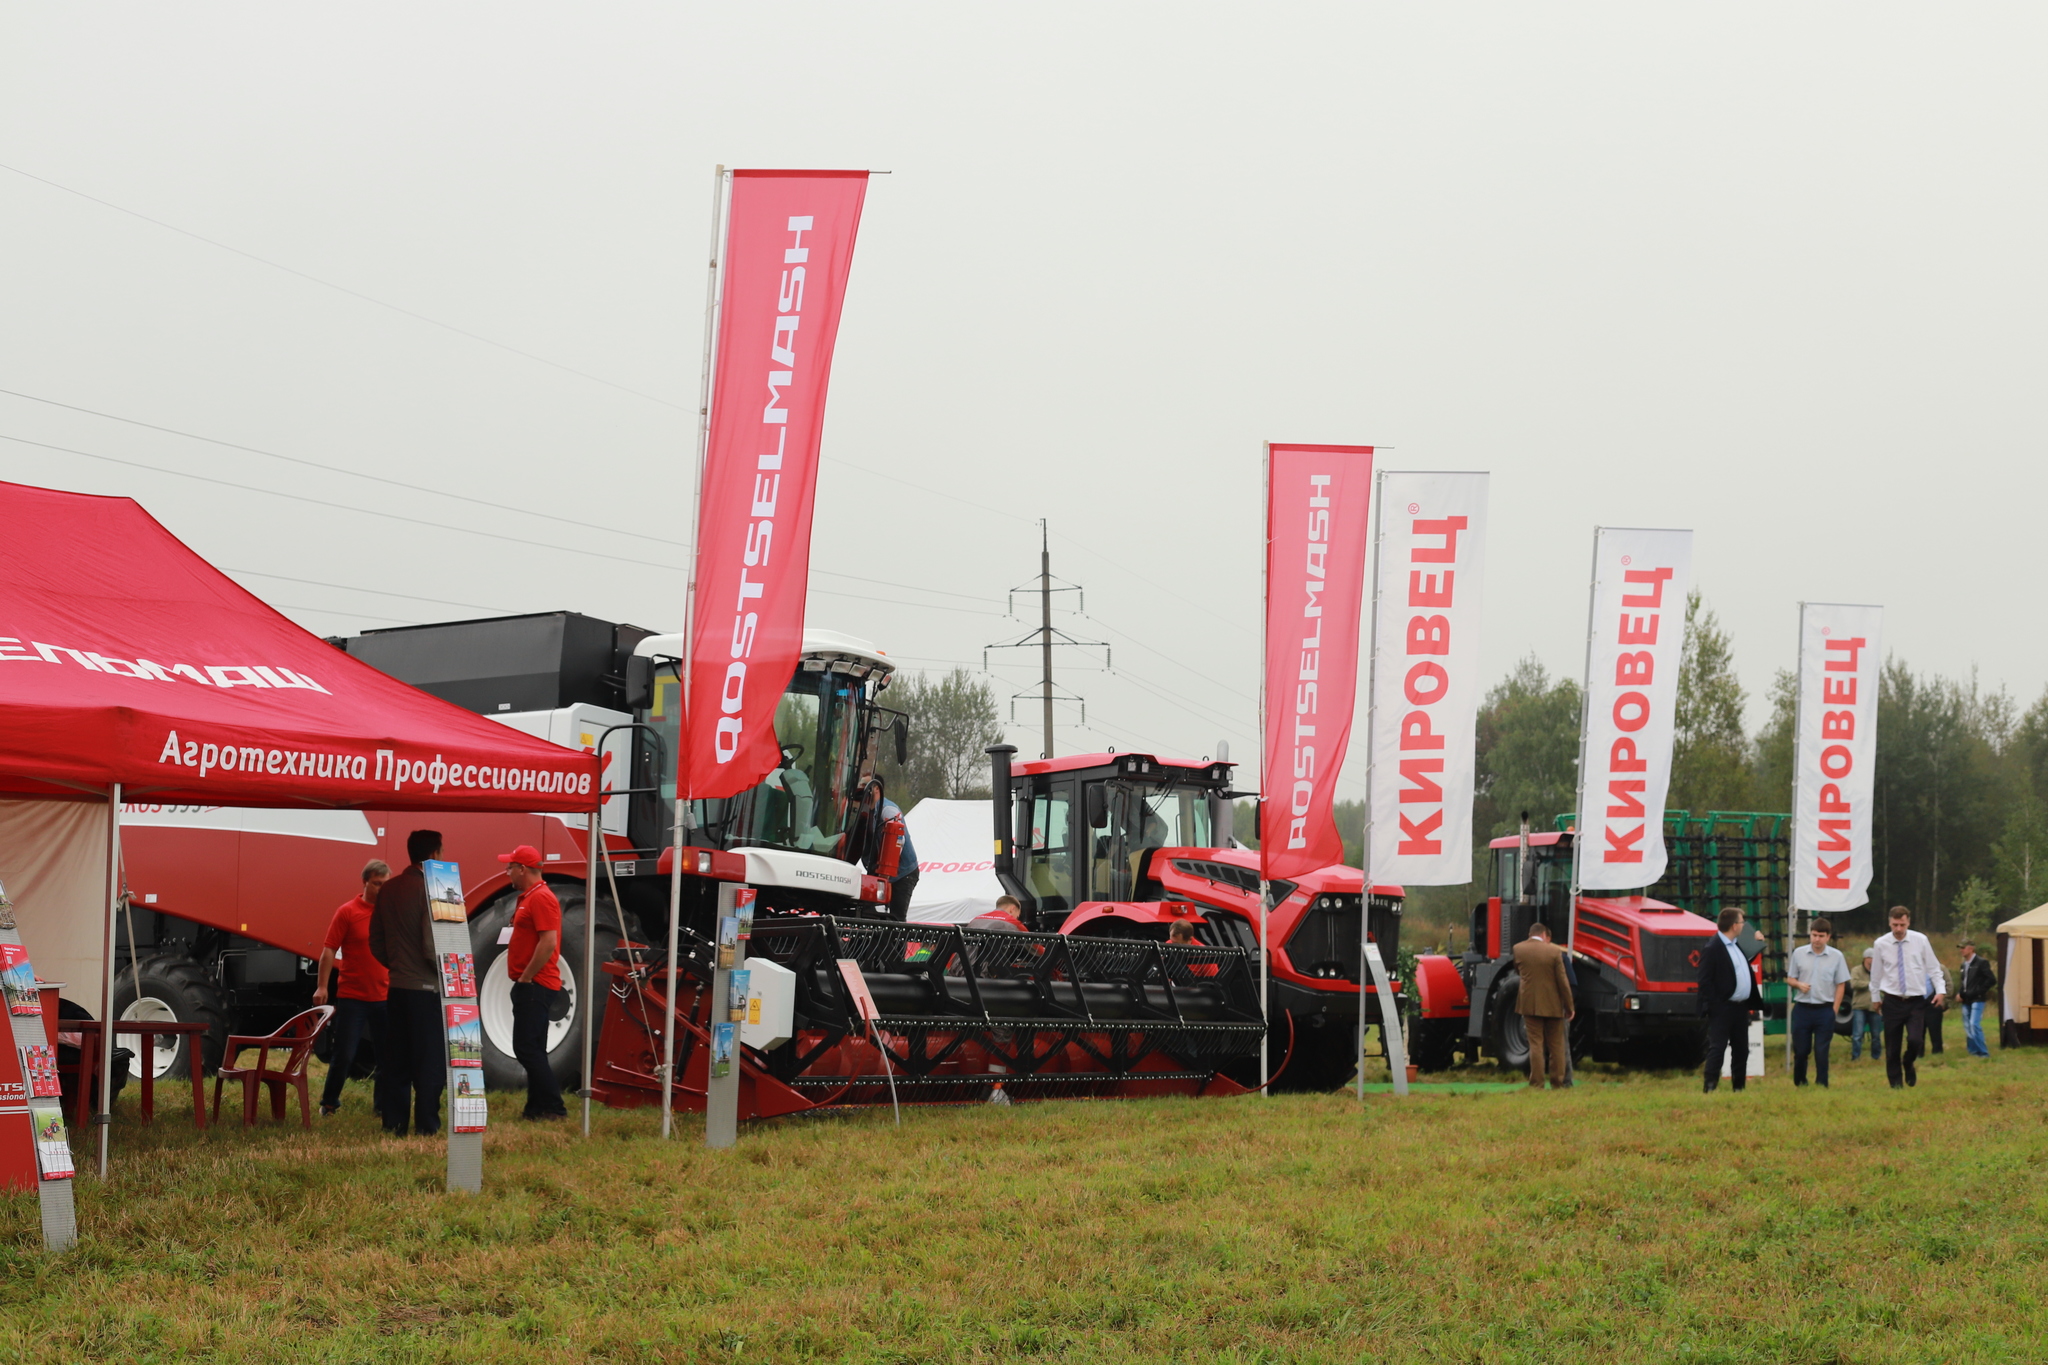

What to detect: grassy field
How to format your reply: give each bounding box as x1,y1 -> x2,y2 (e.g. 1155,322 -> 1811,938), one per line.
1,1044 -> 2043,1364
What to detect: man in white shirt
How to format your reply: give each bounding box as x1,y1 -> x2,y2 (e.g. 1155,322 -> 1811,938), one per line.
1869,906 -> 1946,1089
1786,917 -> 1852,1087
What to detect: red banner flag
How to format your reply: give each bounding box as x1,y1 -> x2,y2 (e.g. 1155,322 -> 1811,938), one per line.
1260,444 -> 1374,881
686,170 -> 868,800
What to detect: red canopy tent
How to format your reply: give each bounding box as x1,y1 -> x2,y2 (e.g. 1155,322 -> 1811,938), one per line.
0,481 -> 602,1231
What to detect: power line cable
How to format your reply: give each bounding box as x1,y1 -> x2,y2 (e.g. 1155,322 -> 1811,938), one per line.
0,160 -> 690,413
223,568 -> 517,615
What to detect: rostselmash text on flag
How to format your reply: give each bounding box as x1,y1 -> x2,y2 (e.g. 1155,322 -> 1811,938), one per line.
685,170 -> 868,800
1793,603 -> 1882,911
1575,527 -> 1692,890
1260,445 -> 1373,882
1367,472 -> 1488,886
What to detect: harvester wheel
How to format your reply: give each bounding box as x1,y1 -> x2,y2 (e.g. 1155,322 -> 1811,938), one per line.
1487,972 -> 1530,1074
111,952 -> 228,1080
468,883 -> 622,1094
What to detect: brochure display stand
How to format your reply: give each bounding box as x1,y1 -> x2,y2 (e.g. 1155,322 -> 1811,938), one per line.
704,884 -> 755,1149
424,860 -> 484,1191
0,883 -> 76,1249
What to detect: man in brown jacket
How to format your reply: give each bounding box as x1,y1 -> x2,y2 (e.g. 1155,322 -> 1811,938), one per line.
368,829 -> 445,1137
1514,922 -> 1575,1090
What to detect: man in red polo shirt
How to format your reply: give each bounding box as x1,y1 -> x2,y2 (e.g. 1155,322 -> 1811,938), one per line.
499,844 -> 568,1120
314,858 -> 392,1117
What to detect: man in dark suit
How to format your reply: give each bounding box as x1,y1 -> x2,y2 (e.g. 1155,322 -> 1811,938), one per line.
1698,906 -> 1760,1093
369,829 -> 446,1137
1513,922 -> 1575,1090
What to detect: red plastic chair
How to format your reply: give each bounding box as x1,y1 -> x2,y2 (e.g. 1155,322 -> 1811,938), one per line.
211,1007 -> 334,1128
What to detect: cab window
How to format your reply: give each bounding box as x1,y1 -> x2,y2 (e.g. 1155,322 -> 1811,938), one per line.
1022,790 -> 1074,911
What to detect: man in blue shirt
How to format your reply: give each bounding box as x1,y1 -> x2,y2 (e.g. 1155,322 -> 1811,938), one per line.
1697,906 -> 1761,1094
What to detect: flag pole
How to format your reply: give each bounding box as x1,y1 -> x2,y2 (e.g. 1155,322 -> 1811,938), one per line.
664,163 -> 728,1141
1358,468 -> 1385,1102
96,784 -> 122,1179
581,807 -> 599,1138
1786,602 -> 1807,1073
1567,530 -> 1601,950
1257,442 -> 1271,1095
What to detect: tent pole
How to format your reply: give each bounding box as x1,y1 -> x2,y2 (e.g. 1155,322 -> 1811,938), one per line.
582,808 -> 599,1138
97,783 -> 122,1180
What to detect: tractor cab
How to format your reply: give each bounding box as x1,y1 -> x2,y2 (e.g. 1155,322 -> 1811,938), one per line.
994,750 -> 1237,932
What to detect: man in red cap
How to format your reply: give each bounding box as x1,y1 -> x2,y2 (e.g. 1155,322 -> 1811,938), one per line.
499,844 -> 569,1120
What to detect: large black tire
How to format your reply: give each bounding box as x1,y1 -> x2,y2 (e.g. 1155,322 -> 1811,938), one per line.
1274,1014 -> 1359,1092
1487,972 -> 1531,1073
1409,1009 -> 1463,1073
467,882 -> 621,1094
111,952 -> 229,1080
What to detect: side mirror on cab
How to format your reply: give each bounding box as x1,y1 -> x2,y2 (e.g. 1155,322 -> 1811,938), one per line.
1085,783 -> 1108,830
624,655 -> 655,709
895,717 -> 908,767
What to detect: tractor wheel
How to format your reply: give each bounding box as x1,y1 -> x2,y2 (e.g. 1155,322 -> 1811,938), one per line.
1273,1015 -> 1359,1092
1487,972 -> 1530,1073
111,952 -> 229,1080
468,883 -> 622,1093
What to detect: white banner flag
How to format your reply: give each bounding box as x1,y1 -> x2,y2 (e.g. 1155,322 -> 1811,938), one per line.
1367,471 -> 1488,885
1793,603 -> 1882,911
1576,527 -> 1693,890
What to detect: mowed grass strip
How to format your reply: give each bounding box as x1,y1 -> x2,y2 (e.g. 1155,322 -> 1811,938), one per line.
1,1046 -> 2043,1364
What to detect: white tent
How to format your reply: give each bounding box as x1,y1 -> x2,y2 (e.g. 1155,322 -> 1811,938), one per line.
903,799 -> 1005,924
1996,903 -> 2048,1037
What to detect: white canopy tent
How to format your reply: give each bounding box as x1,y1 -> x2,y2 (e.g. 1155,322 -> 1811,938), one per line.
903,799 -> 1005,924
1995,903 -> 2048,1039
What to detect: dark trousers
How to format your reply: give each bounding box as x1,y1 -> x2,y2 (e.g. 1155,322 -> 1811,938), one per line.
1881,992 -> 1928,1086
888,871 -> 919,921
1702,1001 -> 1752,1092
1926,1004 -> 1945,1053
1790,1002 -> 1836,1086
319,997 -> 392,1112
382,987 -> 445,1135
510,982 -> 567,1117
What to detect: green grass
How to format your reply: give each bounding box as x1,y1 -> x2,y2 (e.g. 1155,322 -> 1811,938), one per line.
3,1045 -> 2044,1364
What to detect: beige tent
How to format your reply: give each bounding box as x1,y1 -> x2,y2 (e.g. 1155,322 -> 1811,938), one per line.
1995,904 -> 2048,1039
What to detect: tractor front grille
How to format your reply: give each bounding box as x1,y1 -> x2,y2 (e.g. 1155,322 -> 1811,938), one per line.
1640,931 -> 1709,985
1286,894 -> 1401,983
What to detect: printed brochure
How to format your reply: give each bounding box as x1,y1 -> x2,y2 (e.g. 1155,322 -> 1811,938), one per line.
727,969 -> 750,1024
424,860 -> 468,924
439,952 -> 477,998
452,1092 -> 489,1133
30,1101 -> 72,1180
20,1043 -> 61,1098
0,943 -> 39,1016
444,1002 -> 483,1067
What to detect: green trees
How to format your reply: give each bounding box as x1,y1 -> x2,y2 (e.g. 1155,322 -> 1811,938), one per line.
873,668 -> 1005,808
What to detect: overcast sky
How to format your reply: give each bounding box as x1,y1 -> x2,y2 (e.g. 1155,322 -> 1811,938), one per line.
3,6 -> 2043,800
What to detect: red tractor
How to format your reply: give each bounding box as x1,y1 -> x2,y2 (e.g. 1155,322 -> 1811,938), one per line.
1407,825 -> 1723,1072
985,745 -> 1404,1091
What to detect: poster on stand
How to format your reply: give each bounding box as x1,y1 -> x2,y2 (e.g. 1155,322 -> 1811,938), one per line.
424,861 -> 468,923
445,1003 -> 483,1068
711,1022 -> 736,1079
1574,527 -> 1693,890
1366,471 -> 1489,886
1793,603 -> 1883,912
727,970 -> 751,1024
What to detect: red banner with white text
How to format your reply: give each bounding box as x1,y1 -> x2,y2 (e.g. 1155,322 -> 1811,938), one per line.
1260,444 -> 1374,881
686,170 -> 868,799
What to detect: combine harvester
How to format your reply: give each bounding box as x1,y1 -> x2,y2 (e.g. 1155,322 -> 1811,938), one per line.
115,611 -> 1266,1112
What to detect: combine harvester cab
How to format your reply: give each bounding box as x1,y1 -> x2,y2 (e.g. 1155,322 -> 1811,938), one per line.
984,745 -> 1405,1091
1409,814 -> 1782,1074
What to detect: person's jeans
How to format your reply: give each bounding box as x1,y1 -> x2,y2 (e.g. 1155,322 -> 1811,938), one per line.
1880,992 -> 1928,1087
510,981 -> 567,1117
1702,1001 -> 1752,1092
1850,1008 -> 1884,1060
382,987 -> 445,1135
1962,1000 -> 1989,1057
319,997 -> 392,1113
1790,1002 -> 1835,1086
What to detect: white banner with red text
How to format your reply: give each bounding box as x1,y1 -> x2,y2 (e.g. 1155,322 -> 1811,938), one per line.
1793,602 -> 1882,911
1366,472 -> 1488,885
1575,527 -> 1693,890
1260,444 -> 1374,882
686,170 -> 869,800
